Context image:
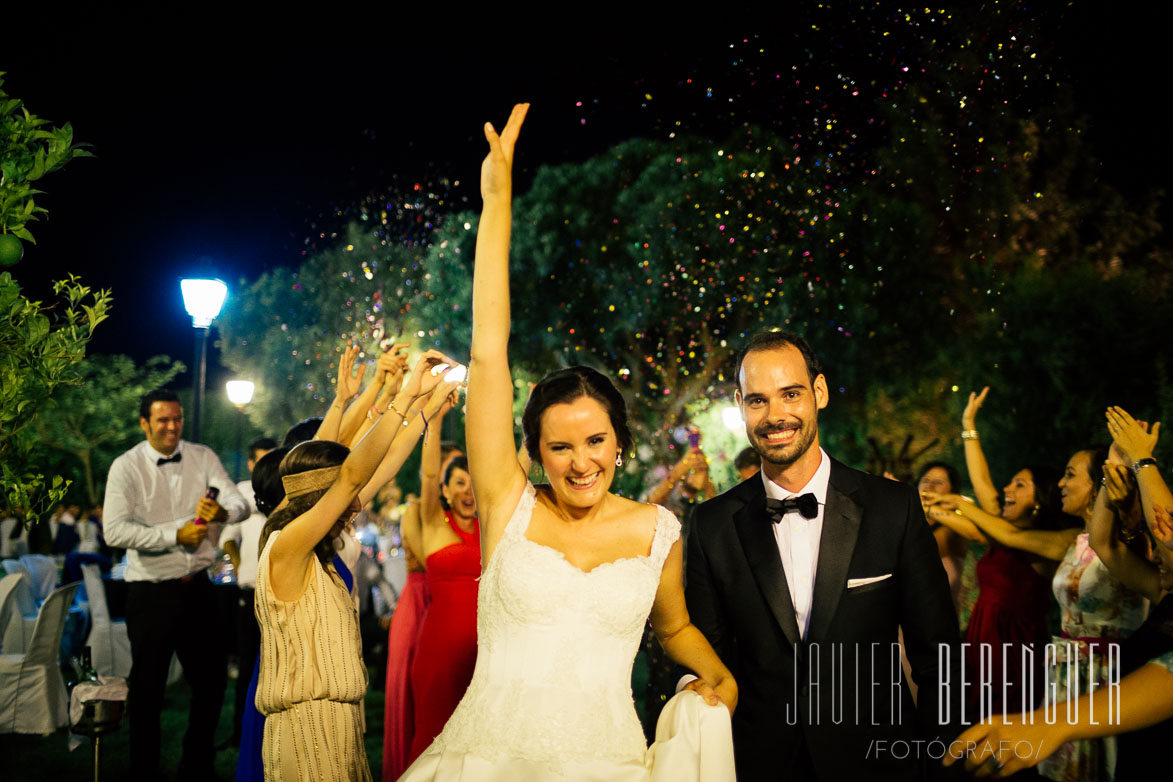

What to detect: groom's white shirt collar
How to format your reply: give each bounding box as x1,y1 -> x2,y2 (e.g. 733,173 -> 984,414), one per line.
761,447 -> 830,506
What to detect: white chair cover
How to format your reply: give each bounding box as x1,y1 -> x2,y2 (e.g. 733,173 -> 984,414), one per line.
1,559 -> 27,580
0,519 -> 29,559
80,564 -> 132,678
0,581 -> 81,734
0,574 -> 23,653
0,568 -> 37,653
19,554 -> 58,602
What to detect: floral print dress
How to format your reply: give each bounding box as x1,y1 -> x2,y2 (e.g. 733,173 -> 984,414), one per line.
1039,533 -> 1147,782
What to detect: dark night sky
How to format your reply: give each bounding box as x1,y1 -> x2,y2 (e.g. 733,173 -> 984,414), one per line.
2,7 -> 1167,391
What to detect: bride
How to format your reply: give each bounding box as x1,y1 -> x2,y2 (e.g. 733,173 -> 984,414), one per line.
399,104 -> 737,781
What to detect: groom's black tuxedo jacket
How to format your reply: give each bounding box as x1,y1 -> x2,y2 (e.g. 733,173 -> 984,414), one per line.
686,458 -> 965,781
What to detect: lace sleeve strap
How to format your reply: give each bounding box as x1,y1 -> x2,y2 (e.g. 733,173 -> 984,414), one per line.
501,481 -> 538,540
649,504 -> 682,566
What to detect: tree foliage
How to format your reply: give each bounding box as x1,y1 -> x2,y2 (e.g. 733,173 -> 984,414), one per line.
34,354 -> 184,506
0,273 -> 112,522
0,72 -> 91,244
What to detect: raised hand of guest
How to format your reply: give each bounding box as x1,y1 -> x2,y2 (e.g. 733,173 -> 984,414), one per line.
1102,463 -> 1136,512
961,386 -> 1000,514
1106,406 -> 1158,467
401,349 -> 461,400
962,386 -> 989,431
337,344 -> 366,399
1154,504 -> 1173,551
376,343 -> 410,389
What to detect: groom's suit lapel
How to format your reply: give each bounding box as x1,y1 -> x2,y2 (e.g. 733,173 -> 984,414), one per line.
807,459 -> 863,643
733,480 -> 803,647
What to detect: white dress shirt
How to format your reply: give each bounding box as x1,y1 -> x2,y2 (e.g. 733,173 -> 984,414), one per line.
103,439 -> 249,582
220,478 -> 266,589
762,447 -> 831,639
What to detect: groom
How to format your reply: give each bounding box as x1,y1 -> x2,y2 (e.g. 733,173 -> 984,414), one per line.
683,331 -> 965,780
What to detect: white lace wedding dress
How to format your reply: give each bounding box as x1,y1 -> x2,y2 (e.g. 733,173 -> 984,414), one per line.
399,482 -> 734,782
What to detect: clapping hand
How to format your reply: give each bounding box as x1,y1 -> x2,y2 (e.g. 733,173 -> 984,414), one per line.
963,386 -> 990,430
380,344 -> 412,389
336,344 -> 366,399
482,103 -> 529,200
377,343 -> 409,390
1153,504 -> 1173,551
1102,463 -> 1136,512
1106,406 -> 1159,468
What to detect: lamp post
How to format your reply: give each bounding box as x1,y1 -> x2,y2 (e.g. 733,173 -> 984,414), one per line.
180,279 -> 228,443
226,380 -> 255,481
722,405 -> 744,432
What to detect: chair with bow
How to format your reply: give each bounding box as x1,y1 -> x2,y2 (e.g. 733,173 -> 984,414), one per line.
80,564 -> 132,678
0,581 -> 82,733
20,554 -> 59,602
0,568 -> 38,653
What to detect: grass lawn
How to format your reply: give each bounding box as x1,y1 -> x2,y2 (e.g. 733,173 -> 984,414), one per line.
1,675 -> 387,781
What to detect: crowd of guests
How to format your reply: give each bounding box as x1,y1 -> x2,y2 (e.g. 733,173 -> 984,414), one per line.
12,103 -> 1172,782
25,364 -> 1168,780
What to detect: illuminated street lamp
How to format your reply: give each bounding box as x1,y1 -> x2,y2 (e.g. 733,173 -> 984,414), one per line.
722,405 -> 743,431
180,278 -> 227,442
226,380 -> 255,480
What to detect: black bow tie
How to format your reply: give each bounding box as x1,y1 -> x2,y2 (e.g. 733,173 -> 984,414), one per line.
765,494 -> 818,522
157,453 -> 182,466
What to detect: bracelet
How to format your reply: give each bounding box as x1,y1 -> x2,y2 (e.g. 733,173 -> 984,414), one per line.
388,400 -> 411,426
961,430 -> 979,441
366,404 -> 383,421
1132,458 -> 1158,476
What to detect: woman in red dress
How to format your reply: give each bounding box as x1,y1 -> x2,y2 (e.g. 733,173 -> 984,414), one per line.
383,443 -> 463,782
924,387 -> 1078,719
406,396 -> 480,766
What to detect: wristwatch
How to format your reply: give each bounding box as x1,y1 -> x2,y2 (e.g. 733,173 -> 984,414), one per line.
1132,457 -> 1158,476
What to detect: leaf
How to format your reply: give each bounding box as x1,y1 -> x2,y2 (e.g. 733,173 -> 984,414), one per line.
11,226 -> 34,242
29,149 -> 46,181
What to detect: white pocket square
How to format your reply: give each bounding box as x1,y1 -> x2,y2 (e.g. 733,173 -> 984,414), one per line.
847,574 -> 892,588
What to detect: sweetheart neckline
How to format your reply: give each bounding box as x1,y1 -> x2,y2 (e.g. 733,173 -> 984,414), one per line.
518,533 -> 655,576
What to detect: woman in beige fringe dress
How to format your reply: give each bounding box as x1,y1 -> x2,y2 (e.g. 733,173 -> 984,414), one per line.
255,350 -> 458,781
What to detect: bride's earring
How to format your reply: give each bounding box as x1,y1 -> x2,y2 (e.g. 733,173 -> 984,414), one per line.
615,455 -> 624,467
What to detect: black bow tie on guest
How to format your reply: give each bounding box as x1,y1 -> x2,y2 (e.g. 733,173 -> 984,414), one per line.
157,453 -> 182,466
765,494 -> 818,522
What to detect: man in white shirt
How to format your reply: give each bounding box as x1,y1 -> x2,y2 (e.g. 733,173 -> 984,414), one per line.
683,332 -> 964,781
103,388 -> 249,781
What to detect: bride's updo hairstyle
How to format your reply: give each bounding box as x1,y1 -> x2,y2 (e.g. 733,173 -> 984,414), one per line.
522,366 -> 634,466
261,439 -> 350,566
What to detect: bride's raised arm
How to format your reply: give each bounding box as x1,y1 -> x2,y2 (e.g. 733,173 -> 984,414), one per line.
467,103 -> 530,563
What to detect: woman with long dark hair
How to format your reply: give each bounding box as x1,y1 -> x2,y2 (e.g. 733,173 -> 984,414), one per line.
254,353 -> 456,781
